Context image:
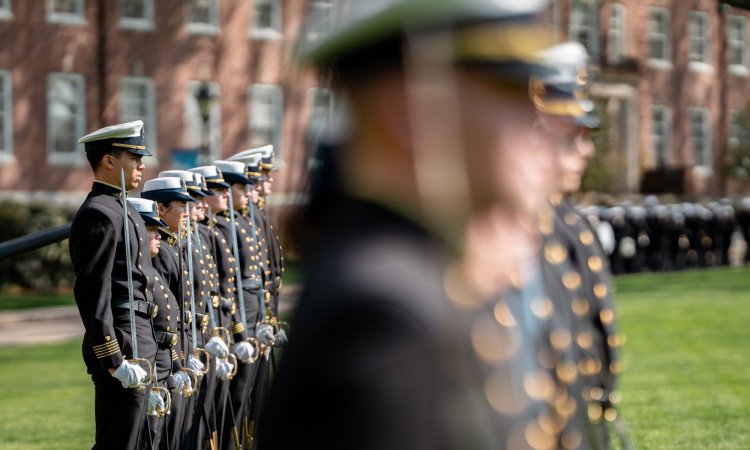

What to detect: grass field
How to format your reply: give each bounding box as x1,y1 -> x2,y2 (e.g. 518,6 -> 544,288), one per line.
0,267 -> 748,449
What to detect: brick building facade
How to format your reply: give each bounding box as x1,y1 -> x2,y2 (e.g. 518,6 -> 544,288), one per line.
556,0 -> 750,195
1,0 -> 749,199
0,0 -> 333,203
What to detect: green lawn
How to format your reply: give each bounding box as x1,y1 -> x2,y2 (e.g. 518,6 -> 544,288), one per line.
0,293 -> 75,311
0,341 -> 94,450
615,267 -> 750,449
0,267 -> 748,449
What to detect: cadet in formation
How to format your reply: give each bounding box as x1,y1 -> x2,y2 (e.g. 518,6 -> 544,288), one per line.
261,0 -> 616,449
71,118 -> 285,449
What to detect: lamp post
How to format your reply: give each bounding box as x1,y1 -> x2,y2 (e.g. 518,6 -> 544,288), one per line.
195,81 -> 214,165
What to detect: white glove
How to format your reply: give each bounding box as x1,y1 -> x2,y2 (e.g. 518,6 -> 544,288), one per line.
187,355 -> 205,373
231,341 -> 255,364
274,329 -> 288,346
256,323 -> 276,346
147,390 -> 166,416
112,361 -> 148,389
168,371 -> 192,394
215,359 -> 234,381
205,336 -> 230,358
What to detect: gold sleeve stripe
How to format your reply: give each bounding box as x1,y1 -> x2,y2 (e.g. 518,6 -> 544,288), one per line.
95,347 -> 121,358
93,341 -> 120,351
93,342 -> 120,355
232,323 -> 245,334
171,349 -> 178,360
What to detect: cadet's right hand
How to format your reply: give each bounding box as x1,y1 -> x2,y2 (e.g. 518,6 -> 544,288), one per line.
231,341 -> 255,363
147,390 -> 166,416
205,336 -> 230,358
187,355 -> 205,373
256,323 -> 276,346
215,359 -> 234,381
168,371 -> 192,394
112,361 -> 148,388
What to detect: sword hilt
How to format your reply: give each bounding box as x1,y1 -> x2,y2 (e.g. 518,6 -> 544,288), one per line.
180,367 -> 199,398
243,337 -> 260,364
192,347 -> 211,377
211,326 -> 232,347
128,358 -> 154,392
150,385 -> 172,417
226,353 -> 239,380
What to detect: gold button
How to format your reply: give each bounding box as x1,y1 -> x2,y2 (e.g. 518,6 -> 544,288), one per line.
588,256 -> 603,272
104,336 -> 111,342
543,241 -> 566,265
593,283 -> 608,299
580,230 -> 594,246
562,271 -> 581,290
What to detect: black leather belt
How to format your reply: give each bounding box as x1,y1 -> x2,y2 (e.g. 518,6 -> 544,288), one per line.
242,278 -> 261,291
183,311 -> 192,325
155,331 -> 178,347
113,298 -> 158,319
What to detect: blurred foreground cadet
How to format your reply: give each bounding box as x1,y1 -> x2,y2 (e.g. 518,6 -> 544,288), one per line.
535,41 -> 630,449
69,120 -> 157,450
260,0 -> 605,449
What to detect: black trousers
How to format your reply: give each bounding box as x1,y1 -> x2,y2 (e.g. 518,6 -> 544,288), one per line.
222,361 -> 258,449
91,370 -> 150,450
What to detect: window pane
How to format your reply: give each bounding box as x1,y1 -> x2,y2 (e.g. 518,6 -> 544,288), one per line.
121,0 -> 146,18
49,76 -> 81,154
53,0 -> 80,13
190,0 -> 212,24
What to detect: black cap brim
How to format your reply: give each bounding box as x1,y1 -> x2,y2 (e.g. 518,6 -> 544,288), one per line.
223,172 -> 254,185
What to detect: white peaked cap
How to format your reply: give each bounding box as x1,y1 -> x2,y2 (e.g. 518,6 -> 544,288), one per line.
128,197 -> 158,214
189,166 -> 221,178
159,170 -> 195,182
78,120 -> 145,144
143,177 -> 186,192
213,160 -> 246,176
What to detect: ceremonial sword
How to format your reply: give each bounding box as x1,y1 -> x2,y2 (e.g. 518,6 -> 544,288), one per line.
120,168 -> 153,391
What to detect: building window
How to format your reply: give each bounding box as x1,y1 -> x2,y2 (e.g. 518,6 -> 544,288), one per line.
607,3 -> 626,64
306,87 -> 333,166
251,0 -> 282,39
249,84 -> 283,159
729,15 -> 747,73
185,81 -> 221,162
569,0 -> 599,58
306,0 -> 336,41
120,77 -> 156,154
48,0 -> 86,24
119,0 -> 154,30
648,8 -> 670,64
0,0 -> 12,20
690,108 -> 712,169
47,73 -> 86,165
0,71 -> 12,160
187,0 -> 219,34
729,110 -> 743,150
651,105 -> 671,168
688,11 -> 710,66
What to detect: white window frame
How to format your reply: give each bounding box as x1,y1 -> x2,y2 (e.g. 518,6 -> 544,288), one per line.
729,15 -> 748,76
306,0 -> 336,41
651,105 -> 671,168
187,0 -> 220,35
690,107 -> 712,171
120,77 -> 156,156
648,7 -> 671,69
688,10 -> 711,72
0,0 -> 12,21
47,72 -> 86,166
47,0 -> 86,25
249,84 -> 283,160
0,71 -> 12,162
118,0 -> 154,30
251,0 -> 282,40
184,81 -> 221,162
306,87 -> 334,166
569,0 -> 599,59
607,3 -> 626,64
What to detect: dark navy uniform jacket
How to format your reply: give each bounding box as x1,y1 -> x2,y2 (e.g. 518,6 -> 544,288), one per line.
70,180 -> 157,372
